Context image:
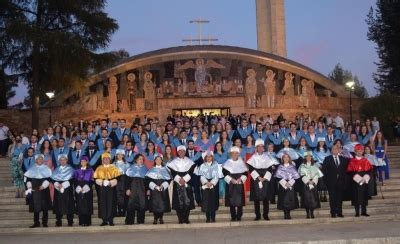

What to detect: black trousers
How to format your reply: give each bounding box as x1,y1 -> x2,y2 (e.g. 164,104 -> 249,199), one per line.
176,209 -> 190,223
33,211 -> 48,225
254,200 -> 269,218
0,139 -> 7,156
205,211 -> 216,221
56,214 -> 74,225
328,185 -> 343,215
125,209 -> 145,224
355,205 -> 368,214
154,212 -> 164,220
192,176 -> 202,205
78,214 -> 92,226
230,206 -> 243,220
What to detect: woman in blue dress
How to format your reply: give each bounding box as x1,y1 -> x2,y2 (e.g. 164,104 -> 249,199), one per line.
134,133 -> 148,155
374,131 -> 390,184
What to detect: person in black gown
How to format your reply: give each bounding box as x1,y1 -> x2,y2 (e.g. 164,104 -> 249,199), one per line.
125,154 -> 148,225
222,146 -> 248,222
73,156 -> 94,226
274,153 -> 300,220
51,154 -> 75,226
197,151 -> 220,223
146,155 -> 171,224
24,154 -> 52,228
167,145 -> 196,224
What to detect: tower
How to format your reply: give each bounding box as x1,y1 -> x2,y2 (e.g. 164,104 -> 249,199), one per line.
256,0 -> 287,57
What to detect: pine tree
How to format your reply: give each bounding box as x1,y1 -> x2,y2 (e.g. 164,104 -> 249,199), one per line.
0,0 -> 119,129
328,63 -> 369,98
366,0 -> 400,94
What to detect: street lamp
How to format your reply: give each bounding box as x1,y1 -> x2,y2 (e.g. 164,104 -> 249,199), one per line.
46,91 -> 55,126
345,81 -> 355,125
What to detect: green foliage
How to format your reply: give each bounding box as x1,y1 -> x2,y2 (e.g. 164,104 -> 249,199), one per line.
0,0 -> 119,128
0,69 -> 17,108
360,93 -> 400,140
328,63 -> 369,98
366,0 -> 400,94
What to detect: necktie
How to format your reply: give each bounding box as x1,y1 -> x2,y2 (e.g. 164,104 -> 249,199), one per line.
259,132 -> 262,137
190,151 -> 193,158
59,148 -> 63,154
90,150 -> 93,157
77,150 -> 80,159
275,133 -> 278,139
28,158 -> 31,167
334,156 -> 339,167
183,139 -> 186,144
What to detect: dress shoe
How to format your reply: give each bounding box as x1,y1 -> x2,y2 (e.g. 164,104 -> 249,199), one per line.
263,216 -> 270,221
100,222 -> 108,226
29,223 -> 40,228
42,224 -> 48,228
254,216 -> 261,221
355,213 -> 360,217
153,219 -> 158,225
337,214 -> 344,218
185,220 -> 190,224
237,218 -> 242,221
330,213 -> 336,218
159,219 -> 164,224
361,213 -> 370,217
231,218 -> 237,222
211,219 -> 216,223
109,222 -> 115,226
206,219 -> 210,223
55,222 -> 62,227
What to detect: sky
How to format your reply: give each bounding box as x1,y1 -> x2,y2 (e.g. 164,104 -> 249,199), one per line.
9,0 -> 379,105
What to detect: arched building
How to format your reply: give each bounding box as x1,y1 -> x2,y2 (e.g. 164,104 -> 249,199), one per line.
52,45 -> 361,122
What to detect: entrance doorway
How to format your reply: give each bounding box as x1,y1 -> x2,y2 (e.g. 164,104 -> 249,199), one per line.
173,107 -> 230,117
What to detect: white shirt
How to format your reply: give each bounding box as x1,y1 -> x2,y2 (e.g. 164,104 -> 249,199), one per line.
334,116 -> 344,128
0,126 -> 9,140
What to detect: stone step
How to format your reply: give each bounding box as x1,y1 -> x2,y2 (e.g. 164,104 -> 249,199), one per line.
0,213 -> 398,234
0,196 -> 395,211
2,207 -> 398,228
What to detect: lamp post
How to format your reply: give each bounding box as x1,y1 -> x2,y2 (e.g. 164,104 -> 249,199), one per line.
345,81 -> 355,125
46,91 -> 55,126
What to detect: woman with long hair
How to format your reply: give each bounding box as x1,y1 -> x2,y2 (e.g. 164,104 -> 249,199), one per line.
373,131 -> 390,185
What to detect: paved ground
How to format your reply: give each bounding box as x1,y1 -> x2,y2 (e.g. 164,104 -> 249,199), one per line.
1,220 -> 400,243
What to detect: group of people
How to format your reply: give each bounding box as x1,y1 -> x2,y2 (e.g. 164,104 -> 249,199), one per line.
4,112 -> 391,228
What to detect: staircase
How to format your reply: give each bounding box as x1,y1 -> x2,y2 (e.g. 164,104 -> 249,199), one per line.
0,146 -> 399,234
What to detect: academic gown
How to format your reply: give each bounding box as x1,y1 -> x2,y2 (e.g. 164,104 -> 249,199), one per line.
146,166 -> 171,214
51,165 -> 75,215
73,167 -> 94,215
347,157 -> 374,206
197,162 -> 220,213
114,161 -> 130,208
298,163 -> 323,210
274,164 -> 300,210
125,164 -> 148,211
24,164 -> 52,213
167,157 -> 196,211
222,158 -> 248,207
93,164 -> 121,219
246,153 -> 275,201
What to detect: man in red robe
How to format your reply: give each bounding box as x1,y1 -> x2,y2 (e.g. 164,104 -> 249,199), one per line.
347,144 -> 373,217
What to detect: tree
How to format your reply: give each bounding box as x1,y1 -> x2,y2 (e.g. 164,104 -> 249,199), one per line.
360,92 -> 400,140
0,0 -> 119,129
328,63 -> 369,98
366,0 -> 400,94
0,69 -> 17,108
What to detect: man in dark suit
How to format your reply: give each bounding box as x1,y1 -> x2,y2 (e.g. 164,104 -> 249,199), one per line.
322,145 -> 348,218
